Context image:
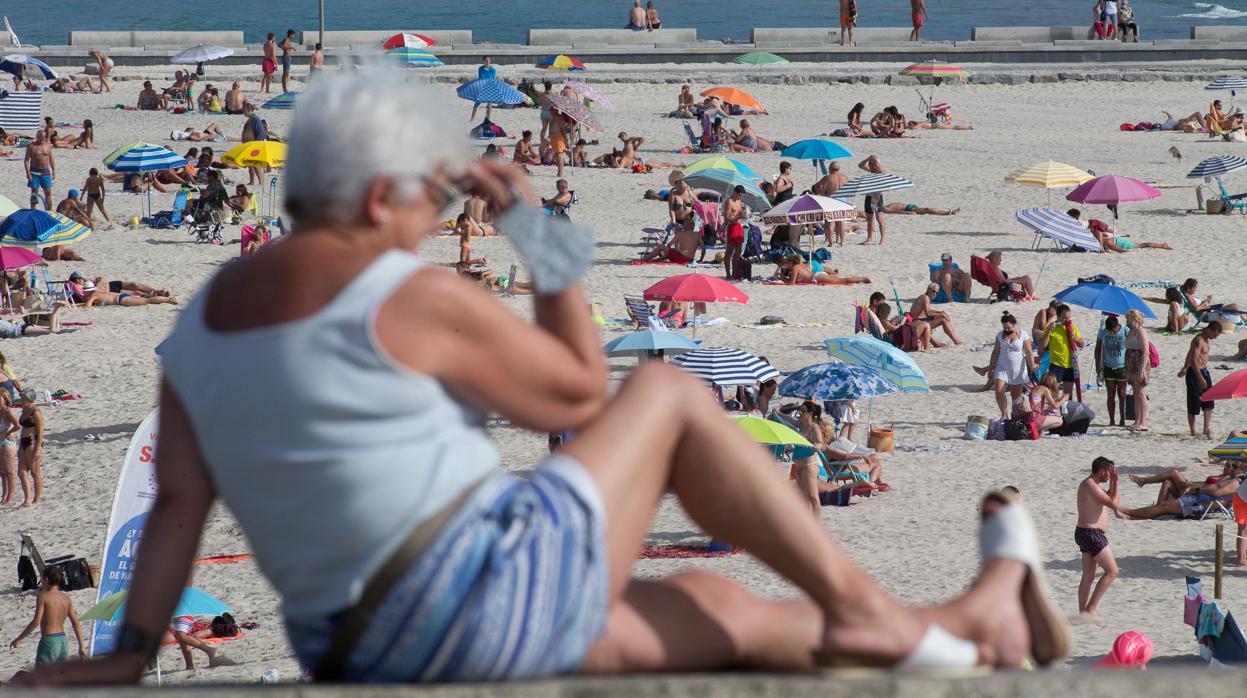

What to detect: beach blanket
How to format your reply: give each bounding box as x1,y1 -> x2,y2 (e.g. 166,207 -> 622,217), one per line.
639,543 -> 739,559
0,92 -> 41,131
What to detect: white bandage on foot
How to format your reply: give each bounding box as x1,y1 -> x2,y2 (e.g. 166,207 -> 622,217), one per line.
896,624 -> 979,670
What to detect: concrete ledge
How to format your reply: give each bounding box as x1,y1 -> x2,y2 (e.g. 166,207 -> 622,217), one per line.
299,29 -> 473,49
1192,26 -> 1247,41
68,30 -> 245,47
752,28 -> 837,44
848,28 -> 917,42
971,26 -> 1099,41
528,28 -> 697,45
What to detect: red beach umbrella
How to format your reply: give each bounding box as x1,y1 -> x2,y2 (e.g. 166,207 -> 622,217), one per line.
381,33 -> 437,49
643,273 -> 748,338
1202,368 -> 1247,402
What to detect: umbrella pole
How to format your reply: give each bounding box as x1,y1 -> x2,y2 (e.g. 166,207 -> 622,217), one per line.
691,305 -> 698,339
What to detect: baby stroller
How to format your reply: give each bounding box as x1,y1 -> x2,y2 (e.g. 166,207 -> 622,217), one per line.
915,89 -> 952,125
186,194 -> 225,245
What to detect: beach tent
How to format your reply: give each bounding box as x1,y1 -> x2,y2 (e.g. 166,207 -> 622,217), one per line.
0,91 -> 40,130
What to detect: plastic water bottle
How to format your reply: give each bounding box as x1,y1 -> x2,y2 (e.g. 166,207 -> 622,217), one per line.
260,668 -> 280,684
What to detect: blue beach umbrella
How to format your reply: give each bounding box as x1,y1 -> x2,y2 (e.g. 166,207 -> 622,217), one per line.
823,337 -> 929,393
456,78 -> 525,106
781,139 -> 854,162
262,92 -> 298,110
388,47 -> 443,68
104,143 -> 184,173
81,586 -> 231,623
1054,282 -> 1156,320
671,346 -> 779,387
684,156 -> 762,181
0,210 -> 91,249
778,362 -> 901,402
603,330 -> 700,359
0,54 -> 56,80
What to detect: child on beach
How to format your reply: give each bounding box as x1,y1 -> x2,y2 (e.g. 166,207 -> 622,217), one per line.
1076,457 -> 1120,622
9,567 -> 85,664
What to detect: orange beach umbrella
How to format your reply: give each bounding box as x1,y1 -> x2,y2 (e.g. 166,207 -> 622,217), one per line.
700,86 -> 763,111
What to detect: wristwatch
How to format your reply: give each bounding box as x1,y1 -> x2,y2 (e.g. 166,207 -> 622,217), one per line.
114,624 -> 162,662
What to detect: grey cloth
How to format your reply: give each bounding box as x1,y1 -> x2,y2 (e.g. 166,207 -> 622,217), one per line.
496,202 -> 594,295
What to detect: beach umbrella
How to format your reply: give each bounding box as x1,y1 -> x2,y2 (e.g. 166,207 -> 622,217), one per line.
541,93 -> 602,132
82,587 -> 231,623
779,362 -> 901,402
456,78 -> 525,106
1053,282 -> 1157,320
762,194 -> 856,226
672,346 -> 780,386
0,54 -> 55,80
262,92 -> 298,110
684,156 -> 762,180
104,143 -> 184,172
1210,435 -> 1247,461
170,44 -> 234,74
899,59 -> 969,79
1065,174 -> 1161,207
388,47 -> 443,68
1187,155 -> 1247,180
603,329 -> 700,359
643,272 -> 748,337
0,195 -> 19,220
535,54 -> 585,71
1201,368 -> 1247,402
563,80 -> 613,109
1015,207 -> 1100,252
0,211 -> 91,249
832,173 -> 914,198
221,141 -> 286,169
734,52 -> 788,66
700,86 -> 763,111
1207,76 -> 1247,91
734,416 -> 815,459
780,139 -> 853,162
382,32 -> 436,49
823,337 -> 929,394
0,247 -> 41,270
1005,161 -> 1093,188
681,169 -> 769,210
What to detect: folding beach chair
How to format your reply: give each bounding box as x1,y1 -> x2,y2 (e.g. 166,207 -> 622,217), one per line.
623,294 -> 679,329
1215,180 -> 1247,215
148,189 -> 189,229
768,409 -> 871,485
640,225 -> 673,254
970,255 -> 1025,303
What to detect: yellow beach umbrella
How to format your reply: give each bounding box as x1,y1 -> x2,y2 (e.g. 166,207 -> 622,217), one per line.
221,141 -> 287,168
1004,161 -> 1093,188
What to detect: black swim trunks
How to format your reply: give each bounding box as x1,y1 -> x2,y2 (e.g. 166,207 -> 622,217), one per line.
1075,526 -> 1109,557
1186,367 -> 1214,416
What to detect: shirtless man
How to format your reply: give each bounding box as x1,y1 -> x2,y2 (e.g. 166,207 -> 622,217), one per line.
279,30 -> 297,93
722,185 -> 747,280
225,82 -> 246,115
910,283 -> 963,345
513,130 -> 540,165
930,253 -> 971,303
1075,457 -> 1120,623
1178,323 -> 1222,438
9,567 -> 84,665
541,178 -> 574,218
839,0 -> 856,45
548,109 -> 569,178
54,190 -> 91,229
89,50 -> 111,93
670,84 -> 695,118
811,161 -> 848,245
309,43 -> 325,78
260,32 -> 277,94
463,192 -> 496,236
136,80 -> 164,111
909,0 -> 928,41
641,214 -> 700,264
882,202 -> 960,215
628,0 -> 647,29
24,131 -> 54,210
1120,461 -> 1244,520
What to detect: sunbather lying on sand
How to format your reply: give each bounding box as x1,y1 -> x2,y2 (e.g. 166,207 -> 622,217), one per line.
454,261 -> 533,295
0,303 -> 66,338
1066,210 -> 1172,252
872,203 -> 960,215
906,120 -> 974,131
775,253 -> 870,285
67,272 -> 173,301
172,124 -> 227,142
67,275 -> 178,307
1118,461 -> 1244,520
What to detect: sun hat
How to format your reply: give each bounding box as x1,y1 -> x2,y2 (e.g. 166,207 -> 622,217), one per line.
19,388 -> 36,403
69,271 -> 85,280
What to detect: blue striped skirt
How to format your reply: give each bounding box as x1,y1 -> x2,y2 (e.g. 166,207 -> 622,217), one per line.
287,455 -> 609,682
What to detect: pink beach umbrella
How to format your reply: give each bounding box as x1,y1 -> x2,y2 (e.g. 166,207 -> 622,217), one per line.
0,247 -> 41,270
1065,175 -> 1161,206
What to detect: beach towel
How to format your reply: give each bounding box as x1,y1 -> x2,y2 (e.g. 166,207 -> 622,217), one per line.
638,543 -> 740,559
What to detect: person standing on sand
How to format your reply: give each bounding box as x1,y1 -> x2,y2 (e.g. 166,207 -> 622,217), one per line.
812,161 -> 848,246
24,130 -> 53,210
309,43 -> 324,78
89,50 -> 111,93
1076,457 -> 1120,623
1040,303 -> 1084,399
279,30 -> 297,94
840,0 -> 857,45
1096,315 -> 1129,427
260,32 -> 276,94
858,154 -> 887,245
9,568 -> 85,664
1178,323 -> 1222,438
723,185 -> 747,280
909,0 -> 927,41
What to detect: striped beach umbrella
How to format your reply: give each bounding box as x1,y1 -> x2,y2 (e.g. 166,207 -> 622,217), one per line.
672,347 -> 780,386
1207,76 -> 1247,91
221,141 -> 287,168
734,52 -> 788,66
1005,161 -> 1093,188
762,194 -> 856,226
823,337 -> 929,393
382,33 -> 437,49
564,80 -> 612,109
262,92 -> 298,110
536,54 -> 585,71
0,210 -> 91,249
832,173 -> 914,198
1016,207 -> 1101,251
456,78 -> 525,106
778,362 -> 901,401
103,143 -> 184,172
682,169 -> 769,210
899,59 -> 969,79
603,330 -> 700,358
0,54 -> 55,80
1209,434 -> 1247,461
700,86 -> 763,111
388,47 -> 443,68
1187,155 -> 1247,179
541,93 -> 602,132
684,156 -> 762,180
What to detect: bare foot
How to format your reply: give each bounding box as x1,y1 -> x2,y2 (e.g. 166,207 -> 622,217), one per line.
974,365 -> 989,376
1129,474 -> 1146,487
951,208 -> 961,215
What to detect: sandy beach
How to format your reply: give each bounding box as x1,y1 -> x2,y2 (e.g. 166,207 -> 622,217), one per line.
1,62 -> 1245,682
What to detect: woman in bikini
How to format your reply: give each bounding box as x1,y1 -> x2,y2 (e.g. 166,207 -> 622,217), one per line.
847,103 -> 866,136
0,392 -> 18,505
82,167 -> 109,223
1028,373 -> 1067,432
16,389 -> 42,507
777,254 -> 871,286
875,302 -> 939,351
53,119 -> 94,149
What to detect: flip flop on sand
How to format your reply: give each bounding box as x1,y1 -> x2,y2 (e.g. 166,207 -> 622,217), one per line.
979,499 -> 1071,667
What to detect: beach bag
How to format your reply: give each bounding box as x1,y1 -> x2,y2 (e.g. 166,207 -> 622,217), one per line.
1054,402 -> 1095,436
1078,273 -> 1115,286
819,488 -> 854,507
211,612 -> 240,638
1148,341 -> 1160,368
44,556 -> 93,592
965,416 -> 989,441
1003,419 -> 1031,441
812,247 -> 832,263
988,419 -> 1006,440
17,554 -> 37,591
742,223 -> 764,258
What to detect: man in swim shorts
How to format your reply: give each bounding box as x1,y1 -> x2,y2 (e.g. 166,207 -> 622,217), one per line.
260,32 -> 276,94
23,130 -> 54,210
909,0 -> 927,41
8,567 -> 85,665
839,0 -> 856,45
722,185 -> 747,280
1075,457 -> 1119,621
1179,323 -> 1222,438
279,30 -> 296,94
627,0 -> 647,29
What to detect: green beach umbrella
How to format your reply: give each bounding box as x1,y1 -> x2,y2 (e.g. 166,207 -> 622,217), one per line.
734,52 -> 789,66
734,416 -> 816,458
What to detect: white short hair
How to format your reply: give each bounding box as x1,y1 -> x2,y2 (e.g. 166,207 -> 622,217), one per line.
284,72 -> 468,224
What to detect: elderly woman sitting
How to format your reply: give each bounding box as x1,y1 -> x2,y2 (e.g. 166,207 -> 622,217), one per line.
16,73 -> 1067,689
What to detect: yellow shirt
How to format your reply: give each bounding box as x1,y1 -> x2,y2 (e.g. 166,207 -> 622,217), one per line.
1045,322 -> 1081,368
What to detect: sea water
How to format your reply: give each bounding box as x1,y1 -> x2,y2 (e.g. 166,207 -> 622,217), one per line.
8,0 -> 1247,47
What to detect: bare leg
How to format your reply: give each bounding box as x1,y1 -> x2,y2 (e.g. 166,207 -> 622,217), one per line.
1128,468 -> 1188,490
993,379 -> 1009,420
1118,499 -> 1181,520
1077,553 -> 1095,613
1084,548 -> 1118,616
1238,523 -> 1247,566
17,446 -> 32,507
0,444 -> 14,504
1204,408 -> 1214,439
793,457 -> 819,516
1133,384 -> 1149,429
